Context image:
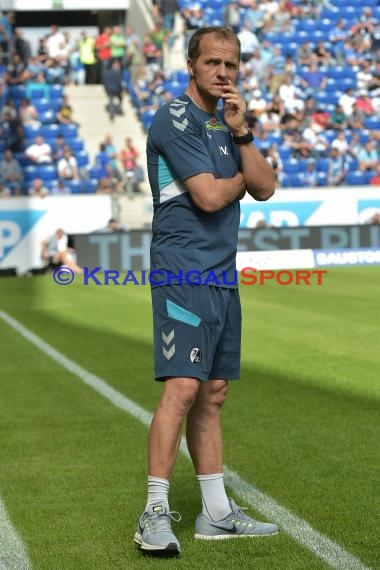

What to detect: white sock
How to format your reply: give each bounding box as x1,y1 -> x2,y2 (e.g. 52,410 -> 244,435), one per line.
145,476 -> 170,511
196,473 -> 232,521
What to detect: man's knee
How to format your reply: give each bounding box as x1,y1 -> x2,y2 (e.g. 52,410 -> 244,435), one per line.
163,377 -> 200,415
200,380 -> 228,411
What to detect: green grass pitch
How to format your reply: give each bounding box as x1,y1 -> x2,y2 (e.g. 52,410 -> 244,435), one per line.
0,266 -> 379,569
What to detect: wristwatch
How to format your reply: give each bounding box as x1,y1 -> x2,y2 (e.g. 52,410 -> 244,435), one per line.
232,130 -> 254,145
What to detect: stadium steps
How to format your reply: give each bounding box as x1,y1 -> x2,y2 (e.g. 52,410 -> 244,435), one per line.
64,84 -> 153,228
65,84 -> 149,188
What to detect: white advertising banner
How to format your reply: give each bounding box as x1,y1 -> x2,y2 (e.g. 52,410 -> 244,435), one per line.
240,187 -> 380,228
2,0 -> 129,9
0,196 -> 112,274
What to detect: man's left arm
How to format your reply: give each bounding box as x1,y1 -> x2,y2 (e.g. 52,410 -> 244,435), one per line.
222,80 -> 275,201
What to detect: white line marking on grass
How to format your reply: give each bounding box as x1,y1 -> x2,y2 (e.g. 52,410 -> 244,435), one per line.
0,310 -> 371,570
0,497 -> 31,570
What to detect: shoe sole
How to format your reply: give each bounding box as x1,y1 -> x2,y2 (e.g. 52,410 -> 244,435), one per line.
194,530 -> 278,540
134,532 -> 180,554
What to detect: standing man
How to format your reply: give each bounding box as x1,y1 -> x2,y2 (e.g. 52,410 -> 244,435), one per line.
134,26 -> 277,556
102,60 -> 124,121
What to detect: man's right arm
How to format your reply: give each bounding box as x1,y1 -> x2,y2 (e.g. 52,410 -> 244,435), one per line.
184,171 -> 246,213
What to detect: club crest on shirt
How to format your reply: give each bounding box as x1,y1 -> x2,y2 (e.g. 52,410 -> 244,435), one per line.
205,117 -> 229,132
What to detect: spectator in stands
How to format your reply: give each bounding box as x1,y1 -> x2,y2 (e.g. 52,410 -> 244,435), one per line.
356,61 -> 375,92
25,135 -> 53,164
302,122 -> 329,158
247,89 -> 267,118
300,159 -> 319,187
339,87 -> 356,117
350,7 -> 376,50
57,146 -> 80,181
46,25 -> 66,60
120,137 -> 140,195
369,164 -> 380,186
14,28 -> 32,63
223,1 -> 241,34
296,41 -> 314,67
0,182 -> 12,197
299,62 -> 327,95
56,94 -> 76,125
355,90 -> 374,116
181,5 -> 207,57
237,21 -> 259,63
159,0 -> 179,34
347,102 -> 365,130
279,75 -> 304,114
94,143 -> 113,179
142,33 -> 163,68
327,147 -> 348,186
26,55 -> 46,82
105,217 -> 129,232
268,45 -> 286,95
44,58 -> 66,85
331,131 -> 349,156
347,132 -> 362,162
125,26 -> 143,83
110,25 -> 126,65
51,179 -> 71,195
52,134 -> 66,162
0,98 -> 17,121
266,93 -> 285,120
330,103 -> 348,131
0,149 -> 23,195
79,31 -> 97,84
270,0 -> 294,35
96,177 -> 117,195
263,143 -> 283,185
1,111 -> 24,152
357,140 -> 379,172
102,60 -> 124,121
5,52 -> 29,85
313,41 -> 331,67
244,0 -> 266,36
41,228 -> 83,274
95,26 -> 112,82
19,97 -> 40,128
296,0 -> 318,19
103,133 -> 123,185
328,18 -> 348,64
28,177 -> 49,198
0,11 -> 13,63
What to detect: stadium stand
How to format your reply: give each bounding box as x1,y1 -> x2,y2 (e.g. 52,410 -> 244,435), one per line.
124,0 -> 379,189
0,3 -> 379,195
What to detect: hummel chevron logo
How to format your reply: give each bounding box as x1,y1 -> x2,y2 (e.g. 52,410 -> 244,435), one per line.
172,118 -> 188,131
162,330 -> 174,345
163,345 -> 175,360
173,98 -> 189,105
170,106 -> 186,118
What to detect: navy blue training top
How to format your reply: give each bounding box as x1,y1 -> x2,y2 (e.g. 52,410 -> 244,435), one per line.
147,93 -> 242,288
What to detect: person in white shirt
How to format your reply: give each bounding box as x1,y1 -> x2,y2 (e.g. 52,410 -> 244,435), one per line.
46,25 -> 66,59
25,135 -> 53,164
57,146 -> 80,180
41,228 -> 83,273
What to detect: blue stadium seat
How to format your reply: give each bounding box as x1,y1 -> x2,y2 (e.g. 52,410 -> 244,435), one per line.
69,138 -> 84,152
58,124 -> 78,139
346,171 -> 369,186
76,151 -> 89,167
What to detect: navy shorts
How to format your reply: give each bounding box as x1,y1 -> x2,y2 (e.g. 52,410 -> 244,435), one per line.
151,284 -> 241,382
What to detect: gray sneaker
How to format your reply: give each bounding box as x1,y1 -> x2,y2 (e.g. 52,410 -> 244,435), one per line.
194,498 -> 278,540
134,503 -> 181,554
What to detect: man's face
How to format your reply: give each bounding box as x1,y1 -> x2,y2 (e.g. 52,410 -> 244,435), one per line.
188,34 -> 240,101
